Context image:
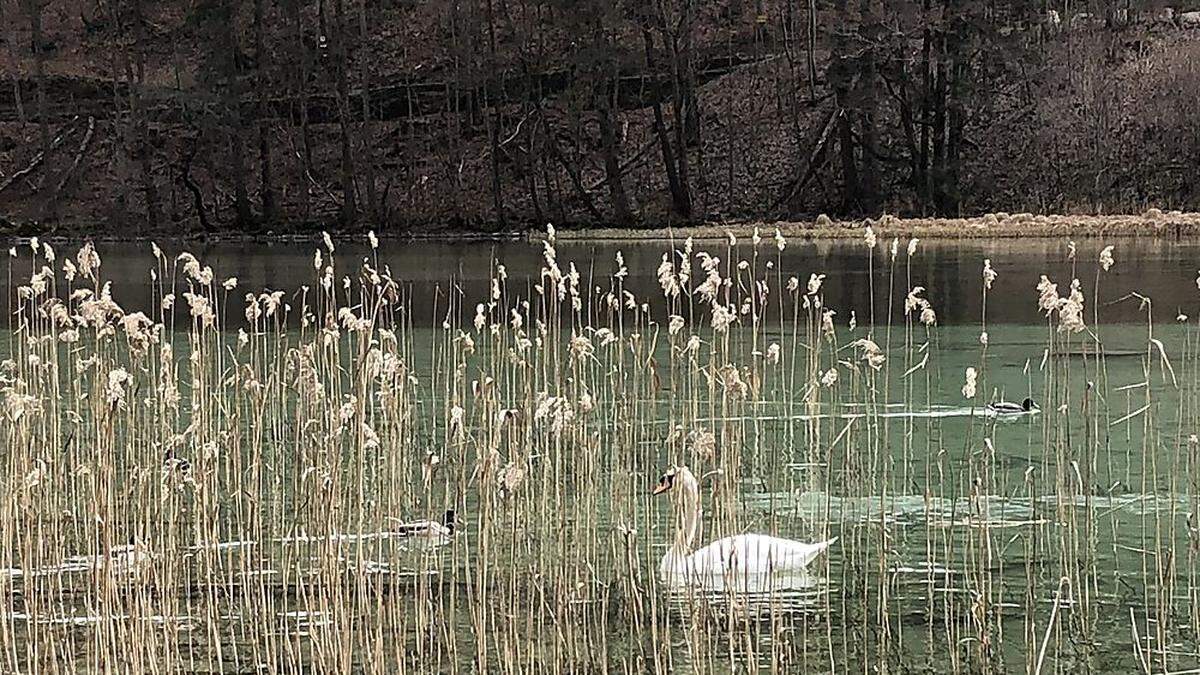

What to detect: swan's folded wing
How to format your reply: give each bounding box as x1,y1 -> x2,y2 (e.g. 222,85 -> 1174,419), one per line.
688,534 -> 837,577
769,536 -> 838,569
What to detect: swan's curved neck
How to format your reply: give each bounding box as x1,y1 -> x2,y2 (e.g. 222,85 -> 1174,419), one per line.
674,495 -> 700,553
662,470 -> 701,576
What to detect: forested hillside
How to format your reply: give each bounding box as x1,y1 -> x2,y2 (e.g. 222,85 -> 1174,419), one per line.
0,0 -> 1197,235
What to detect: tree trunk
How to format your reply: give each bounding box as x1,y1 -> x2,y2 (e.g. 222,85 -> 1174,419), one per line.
931,53 -> 947,213
544,124 -> 605,221
857,0 -> 879,213
829,0 -> 859,212
661,13 -> 694,220
21,0 -> 47,153
255,0 -> 275,225
285,0 -> 312,219
597,96 -> 633,224
681,21 -> 700,147
594,20 -> 632,225
894,62 -> 922,197
4,5 -> 26,126
332,0 -> 357,226
918,0 -> 933,212
836,109 -> 859,213
358,0 -> 378,223
484,0 -> 505,229
225,0 -> 252,227
134,0 -> 160,229
180,133 -> 212,233
230,125 -> 253,226
942,1 -> 967,215
642,28 -> 689,219
945,59 -> 965,215
680,2 -> 706,214
807,0 -> 818,99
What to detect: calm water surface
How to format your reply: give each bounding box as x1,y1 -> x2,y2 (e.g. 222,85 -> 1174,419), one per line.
8,235 -> 1200,326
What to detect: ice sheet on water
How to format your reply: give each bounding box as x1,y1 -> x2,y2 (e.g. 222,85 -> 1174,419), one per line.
275,530 -> 451,547
2,612 -> 197,628
747,490 -> 1190,526
694,403 -> 1037,424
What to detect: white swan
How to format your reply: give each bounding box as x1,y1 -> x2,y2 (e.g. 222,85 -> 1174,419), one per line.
652,466 -> 836,587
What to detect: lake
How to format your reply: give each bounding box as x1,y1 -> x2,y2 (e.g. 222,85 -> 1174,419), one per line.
0,233 -> 1197,673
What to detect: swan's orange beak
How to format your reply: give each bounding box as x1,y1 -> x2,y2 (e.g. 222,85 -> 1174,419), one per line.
652,481 -> 671,495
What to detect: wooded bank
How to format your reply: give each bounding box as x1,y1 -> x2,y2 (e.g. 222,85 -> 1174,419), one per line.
0,0 -> 1197,236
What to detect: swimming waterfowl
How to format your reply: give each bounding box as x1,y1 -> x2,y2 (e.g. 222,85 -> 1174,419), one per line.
388,509 -> 456,539
653,466 -> 836,586
56,540 -> 156,576
987,397 -> 1038,415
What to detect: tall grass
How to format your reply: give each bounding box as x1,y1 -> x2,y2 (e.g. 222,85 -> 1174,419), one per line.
0,231 -> 1196,674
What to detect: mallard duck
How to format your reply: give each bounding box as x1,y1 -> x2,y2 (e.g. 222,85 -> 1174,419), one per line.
987,397 -> 1038,415
388,509 -> 456,539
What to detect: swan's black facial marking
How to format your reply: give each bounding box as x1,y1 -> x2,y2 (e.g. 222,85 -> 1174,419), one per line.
652,469 -> 676,495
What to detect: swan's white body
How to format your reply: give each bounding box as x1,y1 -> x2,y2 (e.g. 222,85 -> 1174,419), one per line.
660,532 -> 837,584
655,466 -> 835,586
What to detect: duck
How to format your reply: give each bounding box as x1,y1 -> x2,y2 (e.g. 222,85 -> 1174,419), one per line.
388,509 -> 456,539
56,539 -> 156,576
986,397 -> 1038,415
652,466 -> 836,587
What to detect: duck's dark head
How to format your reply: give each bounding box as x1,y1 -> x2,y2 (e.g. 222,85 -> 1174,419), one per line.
1022,397 -> 1036,411
442,509 -> 456,535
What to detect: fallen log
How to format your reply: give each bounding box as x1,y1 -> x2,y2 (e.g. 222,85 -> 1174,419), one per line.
52,116 -> 96,197
584,138 -> 657,193
0,116 -> 79,195
770,107 -> 838,212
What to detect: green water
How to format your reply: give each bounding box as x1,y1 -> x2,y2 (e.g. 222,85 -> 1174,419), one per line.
317,321 -> 1196,672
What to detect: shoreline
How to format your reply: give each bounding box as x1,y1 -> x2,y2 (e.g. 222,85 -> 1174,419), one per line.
7,211 -> 1199,245
548,211 -> 1200,243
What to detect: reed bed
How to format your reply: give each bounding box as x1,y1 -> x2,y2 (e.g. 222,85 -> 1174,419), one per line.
0,230 -> 1196,674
